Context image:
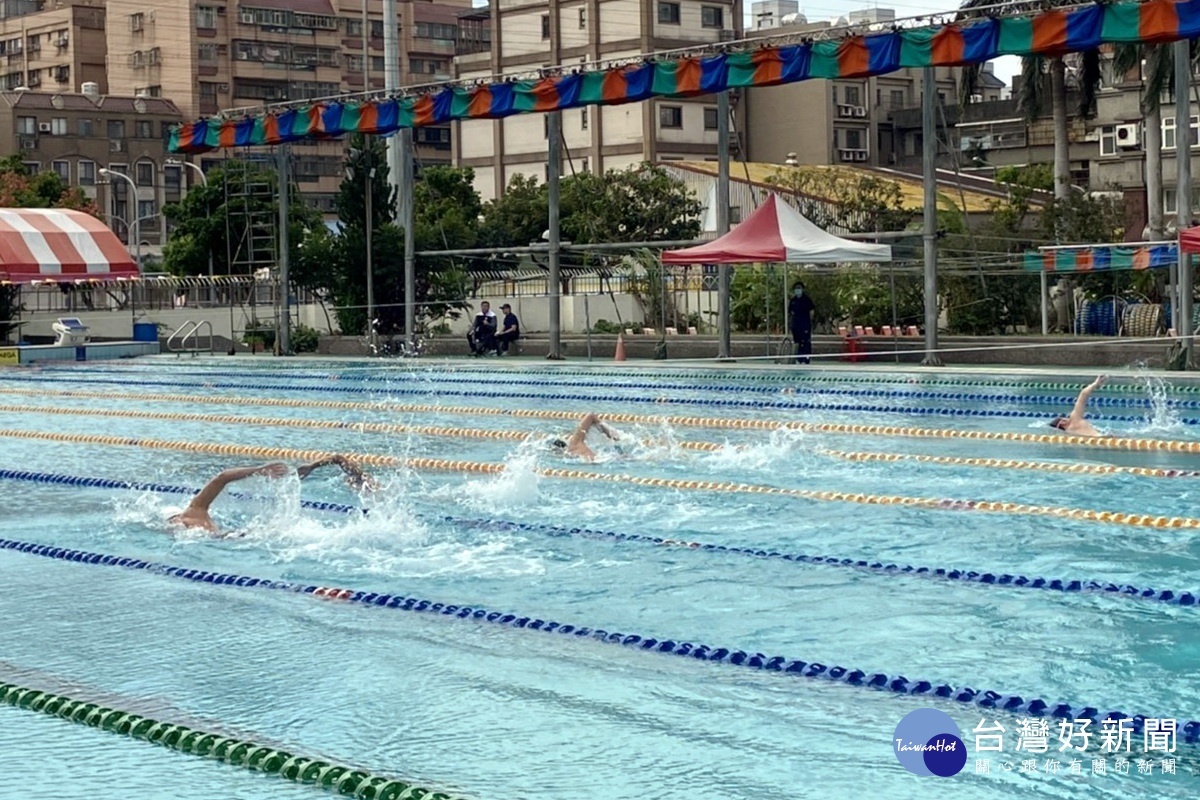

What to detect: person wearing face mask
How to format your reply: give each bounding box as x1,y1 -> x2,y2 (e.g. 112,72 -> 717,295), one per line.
787,281 -> 816,364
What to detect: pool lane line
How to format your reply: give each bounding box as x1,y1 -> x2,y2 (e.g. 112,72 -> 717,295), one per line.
5,467 -> 1197,609
2,372 -> 1192,426
34,361 -> 1181,395
4,402 -> 1199,481
1,385 -> 1199,455
28,364 -> 1179,409
2,538 -> 1196,745
1,428 -> 1197,531
0,682 -> 465,800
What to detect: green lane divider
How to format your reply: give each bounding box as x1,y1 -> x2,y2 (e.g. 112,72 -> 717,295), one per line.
0,682 -> 467,800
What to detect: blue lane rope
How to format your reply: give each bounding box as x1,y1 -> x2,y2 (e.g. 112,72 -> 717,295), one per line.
1,373 -> 1191,426
1,536 -> 1195,743
24,364 -> 1186,410
3,468 -> 1195,608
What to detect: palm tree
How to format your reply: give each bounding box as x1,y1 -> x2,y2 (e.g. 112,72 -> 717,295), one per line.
1110,44 -> 1172,239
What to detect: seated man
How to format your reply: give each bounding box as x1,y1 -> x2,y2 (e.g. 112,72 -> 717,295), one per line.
496,303 -> 520,354
169,456 -> 376,534
466,301 -> 498,355
1049,375 -> 1106,437
549,412 -> 622,461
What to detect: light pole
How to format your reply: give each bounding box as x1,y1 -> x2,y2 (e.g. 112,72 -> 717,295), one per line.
100,168 -> 142,274
167,157 -> 215,304
348,146 -> 376,347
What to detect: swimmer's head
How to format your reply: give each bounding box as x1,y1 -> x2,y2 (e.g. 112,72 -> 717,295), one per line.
1049,416 -> 1069,430
548,438 -> 568,452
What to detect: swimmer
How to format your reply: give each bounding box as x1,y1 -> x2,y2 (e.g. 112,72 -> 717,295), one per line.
168,456 -> 378,534
1049,375 -> 1106,437
549,412 -> 622,461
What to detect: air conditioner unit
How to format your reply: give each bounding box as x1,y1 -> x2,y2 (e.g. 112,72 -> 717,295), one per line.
1116,123 -> 1141,148
56,37 -> 68,48
218,83 -> 229,93
853,150 -> 868,161
37,122 -> 51,133
852,106 -> 866,117
240,10 -> 254,24
837,148 -> 854,161
20,137 -> 35,150
837,104 -> 853,118
110,139 -> 124,153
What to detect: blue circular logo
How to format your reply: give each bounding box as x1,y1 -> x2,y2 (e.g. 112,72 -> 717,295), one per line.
893,708 -> 967,777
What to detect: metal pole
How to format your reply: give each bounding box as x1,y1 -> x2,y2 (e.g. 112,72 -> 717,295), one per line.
547,109 -> 563,359
362,0 -> 369,86
920,66 -> 941,366
1175,38 -> 1193,367
276,145 -> 291,355
366,159 -> 375,347
401,128 -> 416,349
716,89 -> 732,360
1040,269 -> 1049,335
384,0 -> 402,222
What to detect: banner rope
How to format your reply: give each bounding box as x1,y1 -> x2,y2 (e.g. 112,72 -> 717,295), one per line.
0,428 -> 1196,530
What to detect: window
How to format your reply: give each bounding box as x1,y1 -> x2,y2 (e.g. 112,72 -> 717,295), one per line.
658,2 -> 680,24
163,165 -> 181,192
78,119 -> 93,137
347,19 -> 362,36
701,6 -> 724,28
579,8 -> 586,28
1163,188 -> 1200,215
78,160 -> 95,185
704,107 -> 718,130
195,5 -> 217,29
843,85 -> 861,106
17,116 -> 35,135
136,161 -> 154,186
844,128 -> 863,150
23,161 -> 39,175
199,43 -> 217,62
541,14 -> 550,39
370,20 -> 383,38
107,120 -> 125,139
581,107 -> 588,130
659,105 -> 682,129
543,114 -> 549,139
1099,125 -> 1117,156
136,120 -> 152,139
137,199 -> 156,221
371,56 -> 384,73
414,22 -> 457,40
890,89 -> 905,107
581,157 -> 589,173
347,54 -> 363,72
51,160 -> 69,180
130,12 -> 145,32
199,82 -> 218,100
50,117 -> 66,135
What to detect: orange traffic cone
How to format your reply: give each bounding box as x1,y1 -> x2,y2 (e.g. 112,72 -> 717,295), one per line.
614,333 -> 627,362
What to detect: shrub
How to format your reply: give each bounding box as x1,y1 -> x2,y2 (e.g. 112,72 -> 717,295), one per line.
290,323 -> 320,353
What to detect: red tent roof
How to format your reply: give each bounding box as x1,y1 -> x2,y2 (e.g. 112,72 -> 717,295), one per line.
1180,226 -> 1200,255
0,209 -> 137,284
662,193 -> 891,265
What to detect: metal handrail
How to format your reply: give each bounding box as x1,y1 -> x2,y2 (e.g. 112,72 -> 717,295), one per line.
166,320 -> 197,353
183,321 -> 214,355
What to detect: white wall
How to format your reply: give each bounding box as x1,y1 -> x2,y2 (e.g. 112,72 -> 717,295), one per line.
500,9 -> 554,58
656,100 -> 717,145
600,102 -> 645,146
459,119 -> 495,160
23,303 -> 336,342
558,1 -> 590,49
599,0 -> 643,40
503,114 -> 549,157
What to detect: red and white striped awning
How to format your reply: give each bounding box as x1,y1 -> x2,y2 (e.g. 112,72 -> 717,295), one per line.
0,208 -> 138,284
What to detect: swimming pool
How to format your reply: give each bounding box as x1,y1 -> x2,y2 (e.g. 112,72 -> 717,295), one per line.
2,357 -> 1199,799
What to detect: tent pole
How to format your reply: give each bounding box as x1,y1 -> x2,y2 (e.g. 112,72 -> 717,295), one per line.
1040,269 -> 1049,335
547,109 -> 563,360
716,90 -> 732,360
1175,38 -> 1194,368
920,66 -> 942,366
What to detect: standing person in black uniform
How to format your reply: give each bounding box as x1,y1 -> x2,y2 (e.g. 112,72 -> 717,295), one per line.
496,303 -> 521,354
467,300 -> 498,355
787,281 -> 816,364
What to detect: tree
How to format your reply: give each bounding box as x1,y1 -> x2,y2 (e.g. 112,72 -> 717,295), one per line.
161,159 -> 323,278
764,166 -> 915,233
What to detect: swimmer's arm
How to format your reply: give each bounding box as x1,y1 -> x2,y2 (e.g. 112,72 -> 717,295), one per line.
187,463 -> 289,512
299,455 -> 376,491
593,417 -> 620,441
1069,376 -> 1106,423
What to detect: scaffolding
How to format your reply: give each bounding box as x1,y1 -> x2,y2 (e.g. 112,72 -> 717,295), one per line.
222,150 -> 280,337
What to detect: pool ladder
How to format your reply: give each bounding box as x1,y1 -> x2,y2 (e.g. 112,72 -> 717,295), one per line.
166,320 -> 215,357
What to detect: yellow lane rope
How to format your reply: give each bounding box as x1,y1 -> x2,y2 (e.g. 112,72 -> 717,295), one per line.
0,385 -> 1198,454
1,428 -> 1195,530
0,402 -> 1195,480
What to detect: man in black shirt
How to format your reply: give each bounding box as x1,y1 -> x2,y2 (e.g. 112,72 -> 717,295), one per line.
467,300 -> 498,355
787,281 -> 816,364
496,303 -> 520,354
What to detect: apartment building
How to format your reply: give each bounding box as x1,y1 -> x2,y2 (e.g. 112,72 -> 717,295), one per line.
0,86 -> 184,247
452,0 -> 744,203
104,0 -> 469,213
0,0 -> 107,94
742,10 -> 967,169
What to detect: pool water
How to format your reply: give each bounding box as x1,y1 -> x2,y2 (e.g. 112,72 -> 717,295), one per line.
1,358 -> 1199,799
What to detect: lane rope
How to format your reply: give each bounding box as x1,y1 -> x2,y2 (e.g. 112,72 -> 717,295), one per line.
31,365 -> 1182,409
0,682 -> 464,800
2,428 -> 1197,530
2,537 -> 1195,744
2,385 -> 1199,454
6,467 -> 1197,607
5,402 -> 1200,480
2,373 -> 1191,425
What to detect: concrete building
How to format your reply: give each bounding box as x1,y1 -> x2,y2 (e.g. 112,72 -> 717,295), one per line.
742,12 -> 967,169
0,0 -> 107,94
452,0 -> 743,202
103,0 -> 469,213
749,0 -> 798,30
0,87 -> 184,249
